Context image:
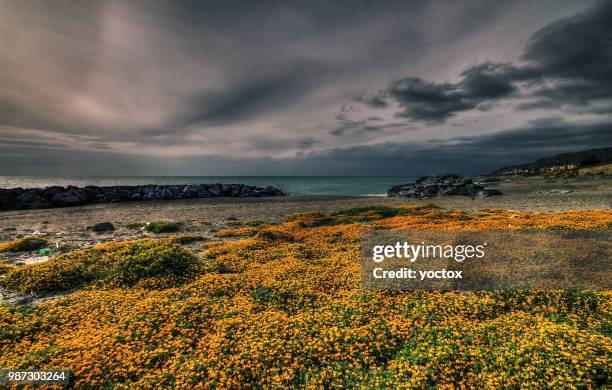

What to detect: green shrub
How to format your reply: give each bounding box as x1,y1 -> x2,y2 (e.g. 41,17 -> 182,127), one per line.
166,235 -> 205,245
0,237 -> 48,252
105,242 -> 197,287
286,212 -> 333,227
1,239 -> 199,295
57,244 -> 73,252
333,205 -> 408,218
126,222 -> 145,229
245,220 -> 268,227
145,221 -> 182,233
255,228 -> 296,242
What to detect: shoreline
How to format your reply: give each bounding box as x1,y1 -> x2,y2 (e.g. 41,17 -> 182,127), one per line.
0,176 -> 610,264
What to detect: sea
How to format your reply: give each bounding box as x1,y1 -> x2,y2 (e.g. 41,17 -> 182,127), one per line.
0,176 -> 417,197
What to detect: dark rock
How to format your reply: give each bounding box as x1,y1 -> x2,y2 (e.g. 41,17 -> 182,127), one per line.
481,188 -> 503,197
92,222 -> 115,232
50,190 -> 88,207
31,196 -> 51,209
388,174 -> 503,199
208,184 -> 222,196
0,183 -> 286,211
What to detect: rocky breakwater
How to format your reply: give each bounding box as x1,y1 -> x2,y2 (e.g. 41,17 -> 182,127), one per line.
0,184 -> 286,211
388,174 -> 502,198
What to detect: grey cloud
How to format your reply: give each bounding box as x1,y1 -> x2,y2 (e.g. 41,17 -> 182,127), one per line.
354,95 -> 388,109
1,0 -> 608,176
314,120 -> 612,175
1,119 -> 610,176
521,0 -> 612,81
386,77 -> 475,123
516,99 -> 561,110
360,0 -> 612,122
520,0 -> 612,110
296,137 -> 321,149
141,67 -> 323,135
360,63 -> 528,124
330,117 -> 409,136
458,62 -> 537,98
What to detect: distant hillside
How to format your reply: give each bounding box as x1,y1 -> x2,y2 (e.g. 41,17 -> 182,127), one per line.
491,147 -> 612,176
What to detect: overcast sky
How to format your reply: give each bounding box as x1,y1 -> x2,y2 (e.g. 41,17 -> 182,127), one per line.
1,0 -> 611,176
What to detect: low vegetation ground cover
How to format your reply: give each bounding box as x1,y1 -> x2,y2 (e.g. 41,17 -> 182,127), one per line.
144,221 -> 182,233
0,237 -> 47,253
0,204 -> 610,388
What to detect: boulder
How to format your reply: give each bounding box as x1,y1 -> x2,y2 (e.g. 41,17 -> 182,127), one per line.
50,190 -> 88,207
91,222 -> 115,232
0,183 -> 286,211
388,174 -> 502,199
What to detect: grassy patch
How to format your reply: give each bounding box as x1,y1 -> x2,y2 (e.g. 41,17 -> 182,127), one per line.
1,239 -> 199,295
145,221 -> 182,233
166,235 -> 205,245
287,212 -> 334,227
255,227 -> 296,242
245,220 -> 268,227
0,237 -> 48,252
285,205 -> 446,228
332,205 -> 409,218
337,204 -> 444,218
0,263 -> 16,275
126,222 -> 145,229
57,244 -> 74,252
215,228 -> 256,238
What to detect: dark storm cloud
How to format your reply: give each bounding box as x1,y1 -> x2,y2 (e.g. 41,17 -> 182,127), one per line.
521,0 -> 612,81
519,0 -> 612,110
312,120 -> 612,175
387,77 -> 476,122
359,62 -> 539,124
147,64 -> 327,134
5,117 -> 607,177
1,0 -> 609,175
330,116 -> 410,136
0,0 -> 429,137
360,0 -> 612,123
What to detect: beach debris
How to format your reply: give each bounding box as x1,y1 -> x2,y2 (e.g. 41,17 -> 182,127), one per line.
24,255 -> 50,265
535,189 -> 573,195
37,248 -> 52,255
550,189 -> 573,194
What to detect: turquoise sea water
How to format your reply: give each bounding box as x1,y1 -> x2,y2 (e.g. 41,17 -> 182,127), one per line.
0,176 -> 417,196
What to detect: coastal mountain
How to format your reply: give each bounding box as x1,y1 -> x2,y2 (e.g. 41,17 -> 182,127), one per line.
491,147 -> 612,176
